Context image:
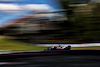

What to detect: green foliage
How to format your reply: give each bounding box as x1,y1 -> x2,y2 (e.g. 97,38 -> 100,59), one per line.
0,35 -> 46,51
59,0 -> 100,43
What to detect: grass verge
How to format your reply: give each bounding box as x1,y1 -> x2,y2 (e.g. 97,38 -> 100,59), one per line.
0,35 -> 46,51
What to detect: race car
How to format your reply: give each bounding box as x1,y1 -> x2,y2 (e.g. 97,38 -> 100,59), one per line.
44,45 -> 71,51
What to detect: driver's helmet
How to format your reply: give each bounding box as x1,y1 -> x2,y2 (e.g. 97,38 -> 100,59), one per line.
58,45 -> 61,47
62,46 -> 65,48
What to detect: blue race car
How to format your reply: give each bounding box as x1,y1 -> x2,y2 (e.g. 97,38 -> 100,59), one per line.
44,45 -> 71,51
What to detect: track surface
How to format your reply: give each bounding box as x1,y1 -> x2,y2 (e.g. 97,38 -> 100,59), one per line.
0,50 -> 100,67
0,50 -> 100,59
0,55 -> 100,67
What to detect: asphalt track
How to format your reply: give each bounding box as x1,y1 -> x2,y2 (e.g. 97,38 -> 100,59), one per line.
0,50 -> 100,59
0,50 -> 100,67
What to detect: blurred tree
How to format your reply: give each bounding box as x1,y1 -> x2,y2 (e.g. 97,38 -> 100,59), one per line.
59,0 -> 100,43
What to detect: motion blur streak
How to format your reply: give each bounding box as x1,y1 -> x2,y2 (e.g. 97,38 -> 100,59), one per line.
0,55 -> 100,67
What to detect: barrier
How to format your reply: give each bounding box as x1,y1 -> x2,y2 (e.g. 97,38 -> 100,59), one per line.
37,43 -> 100,47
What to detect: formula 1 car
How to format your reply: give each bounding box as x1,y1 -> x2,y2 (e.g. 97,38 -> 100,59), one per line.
44,45 -> 71,51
